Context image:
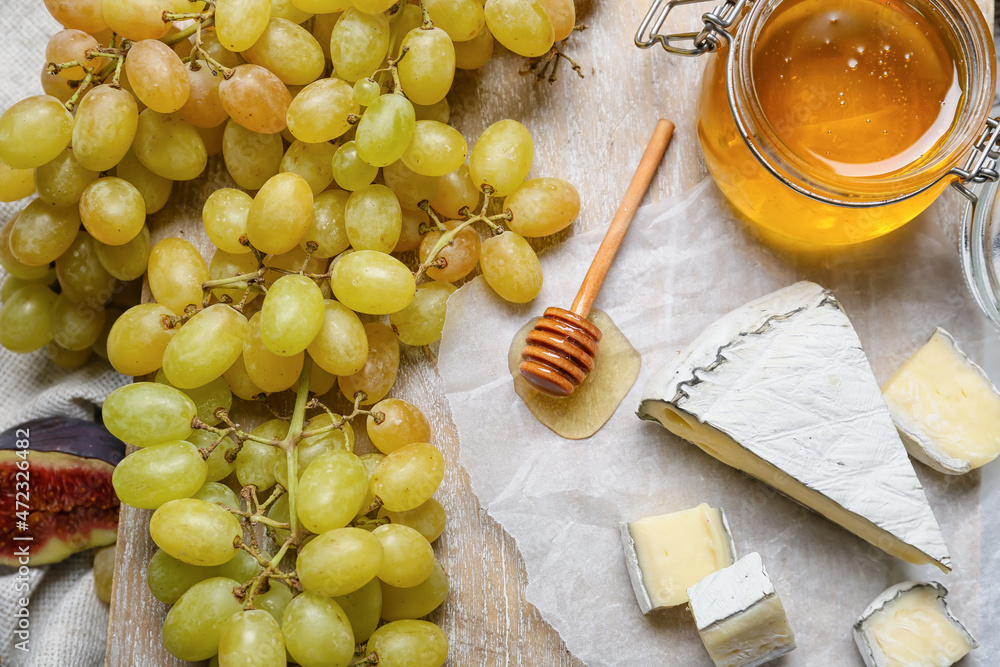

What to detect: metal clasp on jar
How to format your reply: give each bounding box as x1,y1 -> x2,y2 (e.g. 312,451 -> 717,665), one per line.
635,0 -> 748,56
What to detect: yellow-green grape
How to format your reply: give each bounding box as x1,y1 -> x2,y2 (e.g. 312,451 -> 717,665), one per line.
51,295 -> 105,351
162,304 -> 248,389
222,120 -> 283,191
371,442 -> 444,511
222,353 -> 266,400
260,273 -> 324,355
397,27 -> 456,106
302,190 -> 351,257
9,199 -> 81,266
366,620 -> 448,666
355,452 -> 384,519
162,577 -> 243,661
72,85 -> 139,170
352,0 -> 394,12
286,78 -> 358,143
469,119 -> 534,196
344,184 -> 402,253
296,527 -> 382,597
454,24 -> 494,69
418,221 -> 481,282
148,237 -> 209,315
150,498 -> 241,566
307,299 -> 368,375
94,225 -> 151,282
504,177 -> 580,237
133,110 -> 208,181
218,610 -> 285,667
393,208 -> 427,253
187,429 -> 238,482
371,524 -> 435,588
0,216 -> 50,281
103,0 -> 172,40
208,249 -> 259,304
112,441 -> 208,509
338,321 -> 399,405
330,9 -> 389,82
538,0 -> 575,41
44,0 -> 108,33
244,18 -> 325,85
401,121 -> 467,177
243,312 -> 303,392
125,39 -> 191,113
294,0 -> 352,11
191,481 -> 241,513
413,97 -> 450,123
330,251 -> 415,315
297,450 -> 368,533
352,78 -> 380,106
273,411 -> 354,486
281,591 -> 355,667
1,274 -> 52,304
90,306 -> 122,361
310,10 -> 340,59
390,281 -> 456,347
0,160 -> 34,203
219,64 -> 293,135
0,96 -> 73,169
355,93 -> 415,167
236,419 -> 287,489
215,547 -> 262,586
431,164 -> 480,218
0,284 -> 59,353
280,140 -> 337,194
47,343 -> 91,369
106,303 -> 175,375
334,577 -> 381,643
247,173 -> 314,254
484,0 -> 554,57
199,29 -> 240,68
425,0 -> 486,41
154,371 -> 234,426
103,382 -> 196,446
147,548 -> 217,604
34,147 -> 98,207
271,0 -> 313,22
265,493 -> 291,544
215,0 -> 272,51
382,160 -> 439,211
203,188 -> 253,254
379,498 -> 447,542
78,177 -> 146,246
55,231 -> 118,305
309,362 -> 337,394
255,582 -> 294,626
114,149 -> 174,214
331,141 -> 378,191
479,231 -> 542,303
367,398 -> 432,455
379,560 -> 449,621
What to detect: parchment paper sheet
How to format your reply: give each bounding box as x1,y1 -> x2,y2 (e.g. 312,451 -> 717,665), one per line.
439,179 -> 1000,666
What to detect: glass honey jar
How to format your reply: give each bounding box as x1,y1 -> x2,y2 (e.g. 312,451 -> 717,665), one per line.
637,0 -> 999,248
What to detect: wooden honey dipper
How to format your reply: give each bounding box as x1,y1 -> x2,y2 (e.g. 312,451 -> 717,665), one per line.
519,119 -> 675,397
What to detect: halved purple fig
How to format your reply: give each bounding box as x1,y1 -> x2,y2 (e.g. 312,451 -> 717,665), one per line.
0,417 -> 125,566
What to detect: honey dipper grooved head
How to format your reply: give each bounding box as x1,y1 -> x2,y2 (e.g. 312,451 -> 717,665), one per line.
519,307 -> 603,397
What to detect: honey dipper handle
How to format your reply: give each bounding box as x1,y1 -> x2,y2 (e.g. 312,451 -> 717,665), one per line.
570,119 -> 675,318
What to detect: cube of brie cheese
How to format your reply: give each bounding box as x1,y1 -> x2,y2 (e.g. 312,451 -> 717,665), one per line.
882,327 -> 1000,474
687,552 -> 795,667
853,581 -> 977,667
620,503 -> 735,614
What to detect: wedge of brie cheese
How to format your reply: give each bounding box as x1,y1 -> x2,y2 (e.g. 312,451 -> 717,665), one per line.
638,282 -> 950,571
687,552 -> 795,667
620,503 -> 736,614
853,581 -> 977,667
882,327 -> 1000,475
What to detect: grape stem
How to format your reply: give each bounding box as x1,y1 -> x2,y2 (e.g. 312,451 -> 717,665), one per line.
418,0 -> 434,29
282,357 -> 314,547
378,1 -> 408,90
349,653 -> 379,666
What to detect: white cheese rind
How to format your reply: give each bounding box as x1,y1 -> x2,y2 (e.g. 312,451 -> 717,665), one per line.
637,282 -> 950,571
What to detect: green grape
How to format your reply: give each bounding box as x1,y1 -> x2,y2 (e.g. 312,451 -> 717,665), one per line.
334,577 -> 381,643
147,548 -> 218,604
9,199 -> 80,266
296,527 -> 382,597
330,9 -> 390,82
539,0 -> 575,41
71,85 -> 138,172
178,63 -> 229,129
112,440 -> 208,509
219,64 -> 292,135
280,140 -> 337,194
34,147 -> 98,208
356,452 -> 385,519
430,165 -> 480,218
46,29 -> 100,80
266,493 -> 291,544
0,159 -> 34,202
150,498 -> 241,567
0,216 -> 50,281
370,442 -> 444,511
0,284 -> 59,353
103,0 -> 171,40
255,581 -> 293,625
244,18 -> 325,85
352,78 -> 380,106
401,121 -> 467,177
55,231 -> 118,305
106,303 -> 175,376
44,0 -> 108,33
455,24 -> 495,69
344,184 -> 402,253
330,251 -> 415,315
155,371 -> 234,426
393,208 -> 428,253
0,96 -> 74,169
484,0 -> 554,57
95,224 -> 152,281
1,274 -> 52,304
162,577 -> 243,661
413,97 -> 450,123
366,398 -> 432,455
204,188 -> 254,254
331,141 -> 378,191
281,591 -> 355,667
125,39 -> 191,113
469,119 -> 534,196
366,620 -> 448,666
218,610 -> 285,667
47,342 -> 91,369
379,498 -> 447,542
271,0 -> 313,22
293,0 -> 352,11
307,299 -> 369,375
148,237 -> 209,315
273,411 -> 354,486
103,382 -> 196,446
215,0 -> 272,51
371,523 -> 435,588
297,450 -> 368,533
236,419 -> 287,490
425,0 -> 486,41
133,110 -> 208,181
352,0 -> 394,12
390,282 -> 456,347
192,481 -> 241,513
114,149 -> 174,214
162,304 -> 248,389
222,119 -> 284,191
79,177 -> 146,246
215,547 -> 262,583
208,249 -> 259,305
51,295 -> 105,351
90,306 -> 122,361
418,221 -> 481,282
397,27 -> 456,106
247,173 -> 314,254
222,352 -> 266,400
286,78 -> 358,143
479,231 -> 543,303
187,429 -> 238,482
382,160 -> 439,210
379,559 -> 449,621
244,312 -> 304,392
260,273 -> 324,355
355,94 -> 416,167
302,190 -> 351,257
337,321 -> 399,405
504,177 -> 580,237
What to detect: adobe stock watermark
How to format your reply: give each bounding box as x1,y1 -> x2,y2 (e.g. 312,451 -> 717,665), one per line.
10,424 -> 32,654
